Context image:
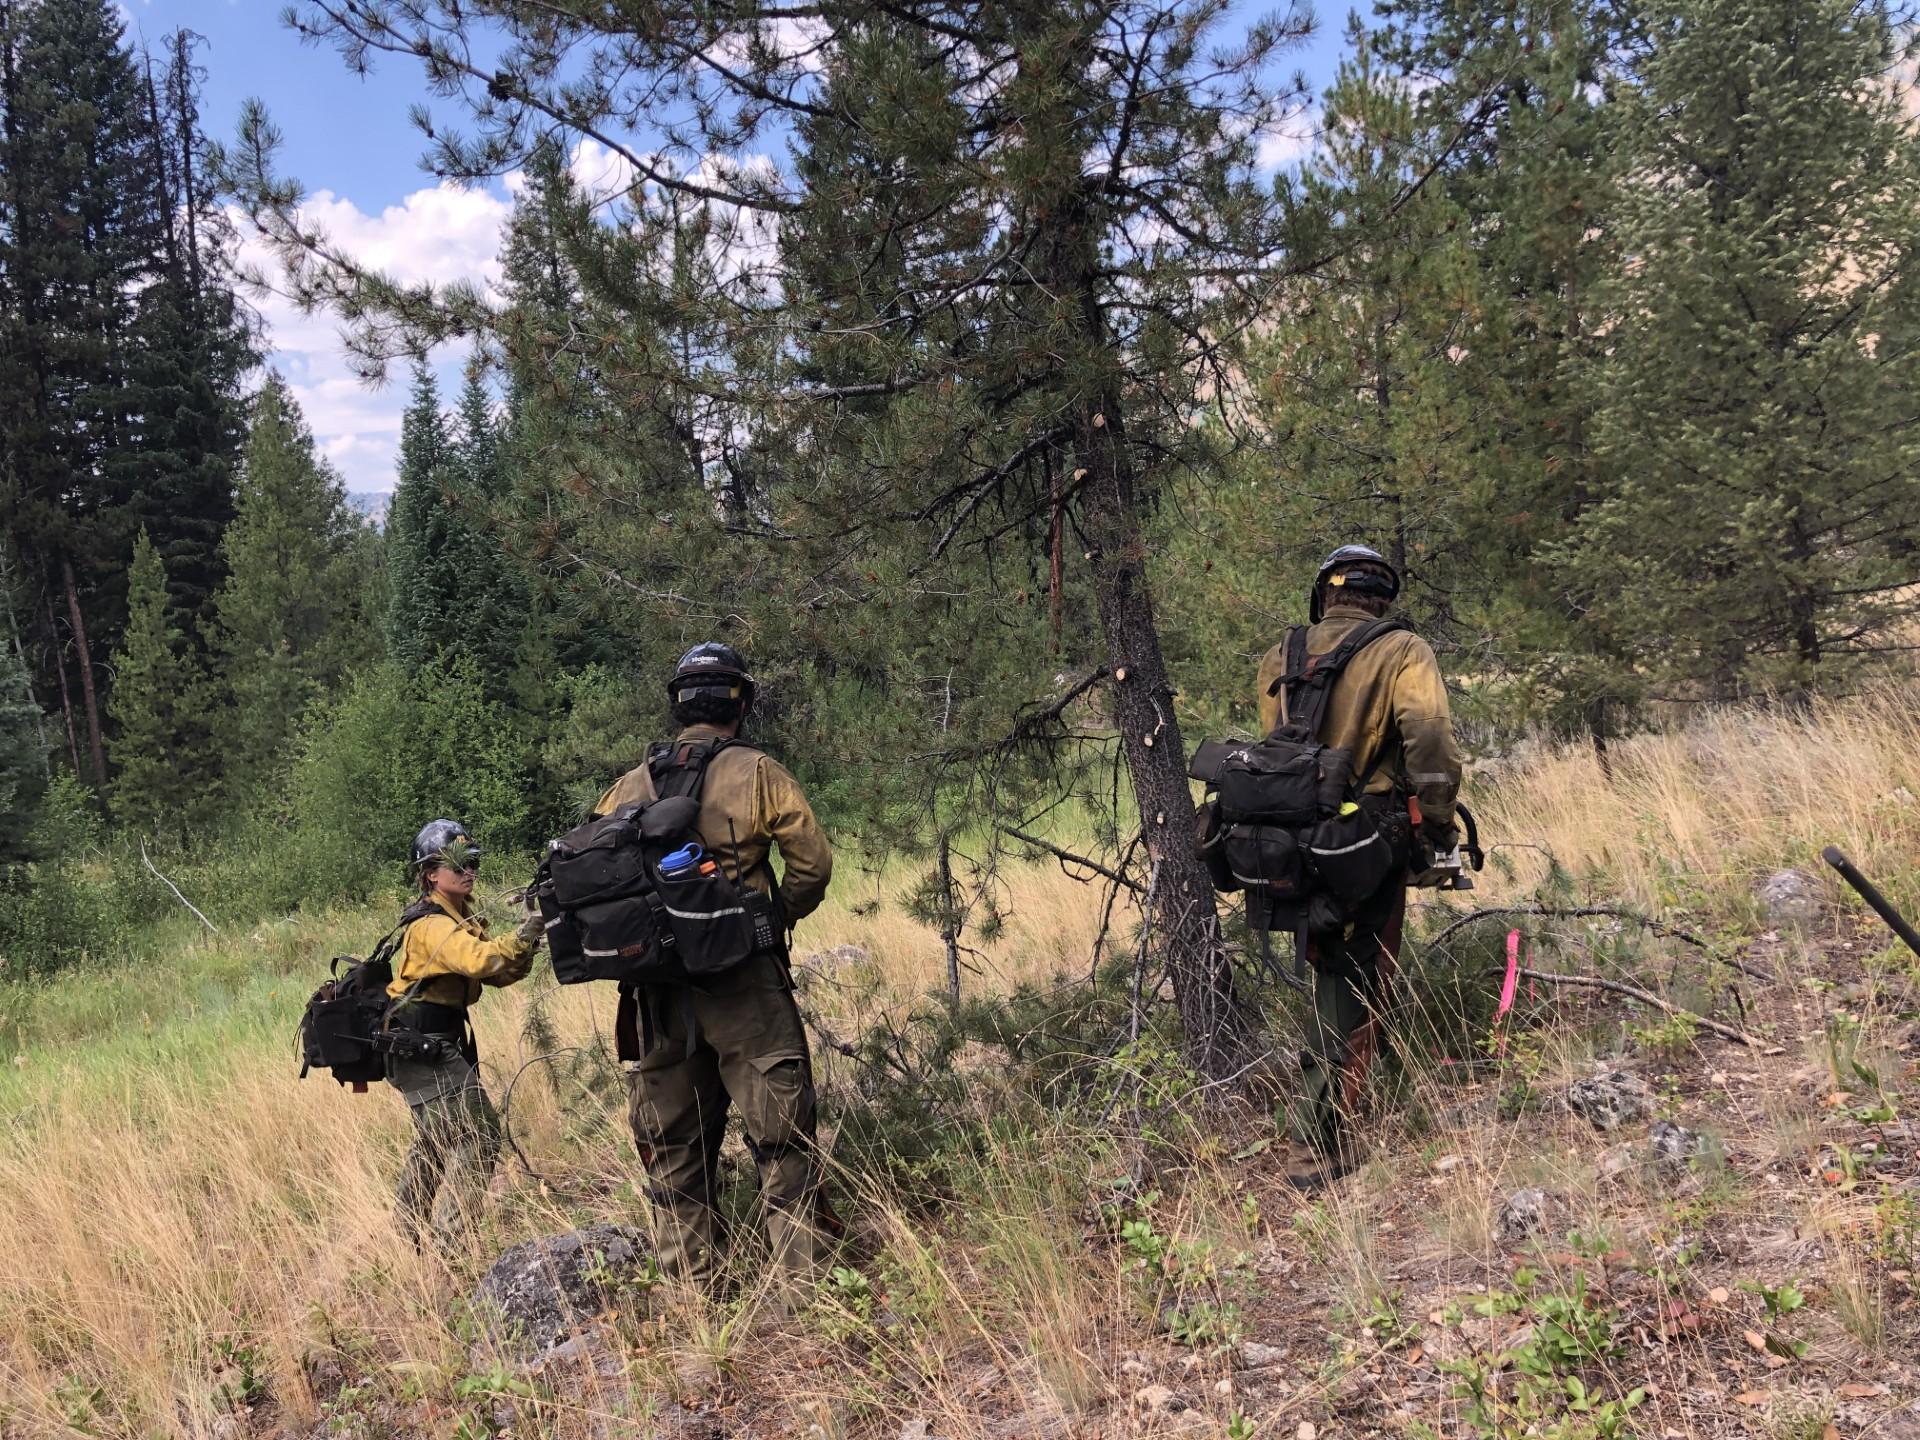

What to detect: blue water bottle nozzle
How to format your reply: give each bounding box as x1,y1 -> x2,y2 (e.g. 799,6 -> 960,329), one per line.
659,842 -> 704,878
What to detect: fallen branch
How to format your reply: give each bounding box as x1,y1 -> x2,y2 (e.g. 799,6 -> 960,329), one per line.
1002,825 -> 1143,893
140,840 -> 217,934
1429,903 -> 1769,980
1490,965 -> 1770,1049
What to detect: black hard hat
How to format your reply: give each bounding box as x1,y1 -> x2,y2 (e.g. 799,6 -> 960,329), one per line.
412,818 -> 480,873
1310,544 -> 1401,623
666,642 -> 755,709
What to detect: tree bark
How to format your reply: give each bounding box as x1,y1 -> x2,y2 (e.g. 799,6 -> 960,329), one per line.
1033,181 -> 1264,1088
1042,220 -> 1257,1081
937,831 -> 962,1007
1070,397 -> 1265,1086
60,552 -> 107,790
42,592 -> 82,775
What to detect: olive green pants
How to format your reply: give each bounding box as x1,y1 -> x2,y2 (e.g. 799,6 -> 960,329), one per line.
1293,880 -> 1406,1154
624,954 -> 825,1291
389,1049 -> 500,1254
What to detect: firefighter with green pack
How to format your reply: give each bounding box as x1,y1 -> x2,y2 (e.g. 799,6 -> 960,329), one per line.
385,819 -> 541,1252
593,644 -> 835,1296
1253,546 -> 1466,1189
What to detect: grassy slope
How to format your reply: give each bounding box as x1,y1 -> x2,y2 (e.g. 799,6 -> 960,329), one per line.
1,692 -> 1918,1439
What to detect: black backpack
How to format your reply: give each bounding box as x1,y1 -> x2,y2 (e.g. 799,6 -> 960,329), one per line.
297,900 -> 438,1090
1190,618 -> 1412,974
536,737 -> 782,989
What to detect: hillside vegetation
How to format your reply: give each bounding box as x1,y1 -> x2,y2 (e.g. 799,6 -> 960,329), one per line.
1,692 -> 1915,1439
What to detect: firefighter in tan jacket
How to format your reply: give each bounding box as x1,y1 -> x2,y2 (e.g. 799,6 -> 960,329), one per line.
1255,546 -> 1466,1188
595,643 -> 834,1295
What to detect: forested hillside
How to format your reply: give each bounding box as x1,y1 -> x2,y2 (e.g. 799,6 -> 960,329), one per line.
1,1 -> 1918,1436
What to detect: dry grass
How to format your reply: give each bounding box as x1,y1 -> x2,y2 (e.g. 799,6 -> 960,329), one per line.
3,690 -> 1919,1437
1465,680 -> 1920,919
0,854 -> 1135,1438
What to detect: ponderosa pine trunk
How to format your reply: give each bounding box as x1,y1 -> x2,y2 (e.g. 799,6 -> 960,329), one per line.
1046,191 -> 1265,1088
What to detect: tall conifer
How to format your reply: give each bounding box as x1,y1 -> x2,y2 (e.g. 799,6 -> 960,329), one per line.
0,0 -> 157,790
1556,0 -> 1920,699
107,531 -> 198,831
214,376 -> 378,794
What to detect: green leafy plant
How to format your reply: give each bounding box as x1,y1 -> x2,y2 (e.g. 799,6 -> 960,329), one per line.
1445,1266 -> 1642,1439
210,1336 -> 269,1412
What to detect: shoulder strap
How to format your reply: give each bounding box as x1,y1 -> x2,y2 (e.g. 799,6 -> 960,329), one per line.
1265,617 -> 1412,738
370,898 -> 441,970
646,736 -> 757,803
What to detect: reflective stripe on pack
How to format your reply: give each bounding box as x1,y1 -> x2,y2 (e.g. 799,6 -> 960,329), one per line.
1310,833 -> 1387,859
663,902 -> 748,921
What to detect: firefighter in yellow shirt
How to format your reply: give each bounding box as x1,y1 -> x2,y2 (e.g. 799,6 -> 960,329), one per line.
385,819 -> 539,1252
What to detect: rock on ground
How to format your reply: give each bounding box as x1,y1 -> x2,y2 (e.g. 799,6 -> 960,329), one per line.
1496,1188 -> 1551,1244
1566,1068 -> 1654,1131
1758,869 -> 1821,927
1650,1119 -> 1711,1171
800,943 -> 870,970
1235,1341 -> 1288,1369
470,1225 -> 652,1360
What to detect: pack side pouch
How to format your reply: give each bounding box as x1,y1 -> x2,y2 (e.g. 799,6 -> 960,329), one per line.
547,814 -> 651,907
567,893 -> 673,985
1307,809 -> 1395,905
1244,888 -> 1302,935
1216,739 -> 1324,825
654,867 -> 757,978
1193,798 -> 1238,892
540,890 -> 592,983
636,795 -> 701,841
1187,740 -> 1241,784
1221,823 -> 1307,899
1315,747 -> 1356,814
304,991 -> 389,1083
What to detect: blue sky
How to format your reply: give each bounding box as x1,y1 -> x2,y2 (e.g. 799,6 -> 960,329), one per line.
120,1 -> 1354,493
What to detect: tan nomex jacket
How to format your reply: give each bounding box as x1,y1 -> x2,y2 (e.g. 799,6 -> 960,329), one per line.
594,724 -> 834,923
387,895 -> 535,1009
1254,603 -> 1465,830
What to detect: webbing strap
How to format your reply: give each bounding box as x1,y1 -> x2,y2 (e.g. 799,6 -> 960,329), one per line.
647,737 -> 753,803
1267,617 -> 1412,738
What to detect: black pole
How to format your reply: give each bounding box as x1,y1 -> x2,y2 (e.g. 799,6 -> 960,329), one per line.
1821,846 -> 1920,959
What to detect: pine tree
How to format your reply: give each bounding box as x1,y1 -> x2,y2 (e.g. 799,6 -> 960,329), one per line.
450,369 -> 529,686
381,364 -> 525,692
107,530 -> 199,832
1368,0 -> 1638,735
244,0 -> 1337,1082
1554,0 -> 1920,700
122,30 -> 255,644
0,0 -> 159,791
383,365 -> 460,671
214,375 -> 379,795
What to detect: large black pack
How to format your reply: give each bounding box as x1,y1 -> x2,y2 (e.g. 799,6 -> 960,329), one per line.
297,900 -> 437,1090
536,738 -> 782,989
1190,618 -> 1411,967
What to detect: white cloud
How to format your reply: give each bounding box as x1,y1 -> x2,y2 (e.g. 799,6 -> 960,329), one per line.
706,17 -> 830,75
1256,105 -> 1322,171
566,137 -> 640,207
236,181 -> 513,495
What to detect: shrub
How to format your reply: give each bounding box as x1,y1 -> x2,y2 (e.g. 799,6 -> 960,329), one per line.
283,657 -> 535,903
0,775 -> 128,979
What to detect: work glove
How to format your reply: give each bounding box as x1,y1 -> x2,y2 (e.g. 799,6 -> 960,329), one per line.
1421,818 -> 1461,854
514,909 -> 544,950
